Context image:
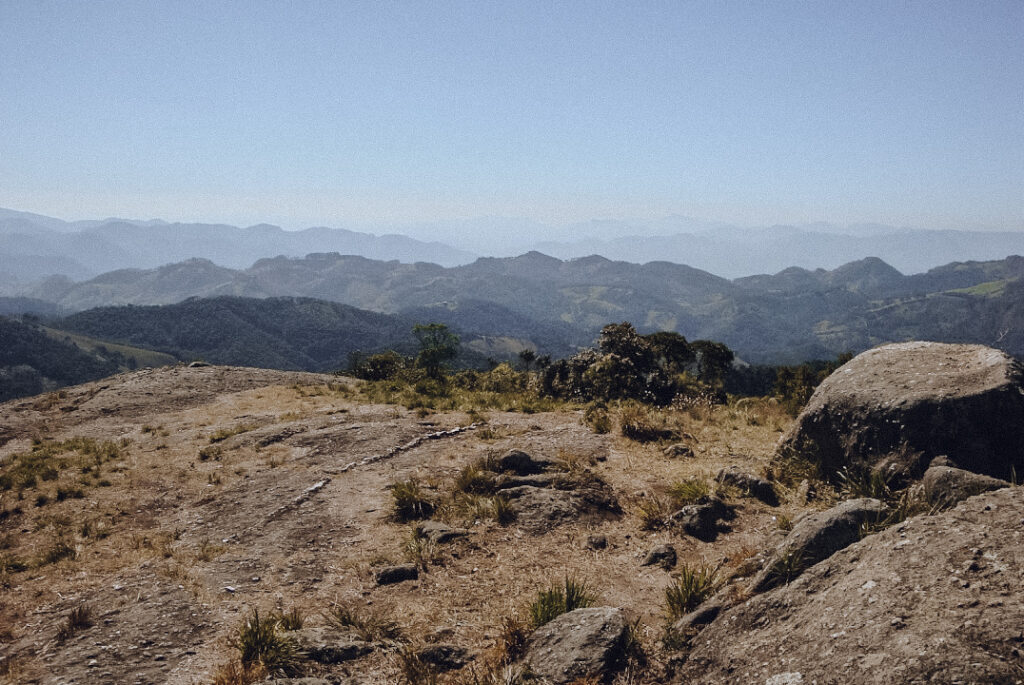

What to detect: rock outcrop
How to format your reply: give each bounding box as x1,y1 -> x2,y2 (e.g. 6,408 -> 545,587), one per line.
674,487 -> 1024,684
521,607 -> 627,684
750,497 -> 886,593
922,463 -> 1009,509
777,342 -> 1024,481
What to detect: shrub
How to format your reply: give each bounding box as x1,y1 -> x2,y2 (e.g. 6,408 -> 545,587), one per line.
492,495 -> 516,526
402,528 -> 439,569
395,646 -> 440,685
664,564 -> 718,621
837,465 -> 892,500
765,549 -> 806,586
391,478 -> 436,522
230,609 -> 300,676
39,538 -> 76,565
528,576 -> 597,629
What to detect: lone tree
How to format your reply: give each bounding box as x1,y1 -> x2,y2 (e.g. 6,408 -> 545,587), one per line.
413,323 -> 459,378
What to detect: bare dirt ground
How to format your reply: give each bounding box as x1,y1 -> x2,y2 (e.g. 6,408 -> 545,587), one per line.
0,365 -> 798,684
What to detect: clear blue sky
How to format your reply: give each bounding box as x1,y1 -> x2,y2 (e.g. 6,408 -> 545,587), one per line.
1,0 -> 1021,231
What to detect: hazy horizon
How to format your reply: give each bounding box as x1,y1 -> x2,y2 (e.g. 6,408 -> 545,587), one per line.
2,1 -> 1021,240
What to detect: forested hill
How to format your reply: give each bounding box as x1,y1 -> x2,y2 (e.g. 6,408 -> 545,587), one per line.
18,253 -> 1024,364
56,296 -> 420,373
0,317 -> 125,400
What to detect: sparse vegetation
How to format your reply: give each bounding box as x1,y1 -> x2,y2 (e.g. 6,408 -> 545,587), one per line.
230,609 -> 301,677
618,403 -> 679,442
55,604 -> 92,642
269,608 -> 304,631
391,478 -> 436,522
664,564 -> 718,621
209,423 -> 257,443
325,602 -> 402,642
528,576 -> 598,629
666,477 -> 711,507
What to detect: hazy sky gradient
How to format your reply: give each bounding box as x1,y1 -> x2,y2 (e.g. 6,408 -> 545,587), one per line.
1,1 -> 1021,231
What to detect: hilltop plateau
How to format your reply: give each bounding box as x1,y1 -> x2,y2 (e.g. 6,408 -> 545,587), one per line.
0,341 -> 1021,683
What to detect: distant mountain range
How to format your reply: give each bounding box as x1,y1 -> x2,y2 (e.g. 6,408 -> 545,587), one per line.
0,208 -> 475,282
2,208 -> 1024,282
8,251 -> 1024,364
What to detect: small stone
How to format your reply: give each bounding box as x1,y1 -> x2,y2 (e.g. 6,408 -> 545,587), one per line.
585,534 -> 608,550
641,543 -> 677,570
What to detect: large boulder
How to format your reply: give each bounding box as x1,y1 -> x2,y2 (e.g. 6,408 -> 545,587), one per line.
674,487 -> 1024,684
521,607 -> 628,684
777,342 -> 1024,481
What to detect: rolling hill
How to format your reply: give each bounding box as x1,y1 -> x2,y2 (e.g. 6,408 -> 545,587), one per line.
11,253 -> 1024,364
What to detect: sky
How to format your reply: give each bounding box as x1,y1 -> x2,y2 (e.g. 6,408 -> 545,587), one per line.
0,0 -> 1021,234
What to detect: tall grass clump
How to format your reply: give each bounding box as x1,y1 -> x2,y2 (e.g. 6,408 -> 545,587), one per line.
230,609 -> 301,677
664,564 -> 718,621
528,576 -> 598,628
390,478 -> 436,522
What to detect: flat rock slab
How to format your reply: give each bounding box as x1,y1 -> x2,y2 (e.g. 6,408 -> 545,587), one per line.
522,607 -> 627,684
777,342 -> 1024,481
675,487 -> 1024,684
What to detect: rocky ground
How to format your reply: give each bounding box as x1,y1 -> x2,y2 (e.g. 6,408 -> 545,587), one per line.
1,348 -> 1021,684
0,365 -> 794,684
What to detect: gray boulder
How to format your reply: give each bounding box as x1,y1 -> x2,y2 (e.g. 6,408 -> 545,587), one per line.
922,464 -> 1009,508
521,607 -> 628,684
776,342 -> 1024,482
750,498 -> 885,593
